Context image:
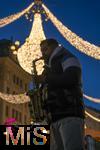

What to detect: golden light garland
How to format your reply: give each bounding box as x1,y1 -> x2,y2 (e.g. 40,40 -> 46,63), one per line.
42,4 -> 100,60
0,3 -> 99,125
0,94 -> 100,123
17,13 -> 46,75
0,92 -> 30,104
85,111 -> 100,122
0,2 -> 34,28
84,94 -> 100,103
0,92 -> 100,123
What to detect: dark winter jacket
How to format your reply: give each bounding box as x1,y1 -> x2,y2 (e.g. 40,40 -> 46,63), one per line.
43,45 -> 85,122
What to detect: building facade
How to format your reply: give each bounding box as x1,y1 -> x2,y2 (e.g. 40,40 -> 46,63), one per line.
85,107 -> 100,140
0,39 -> 33,125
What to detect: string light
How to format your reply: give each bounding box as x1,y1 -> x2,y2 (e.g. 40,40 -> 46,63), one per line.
10,45 -> 16,51
0,2 -> 34,28
0,92 -> 30,104
0,2 -> 100,60
34,0 -> 42,5
0,3 -> 99,127
42,4 -> 100,60
0,93 -> 100,124
84,124 -> 87,129
15,41 -> 20,46
17,13 -> 46,75
13,51 -> 17,55
84,94 -> 100,103
10,41 -> 20,54
85,111 -> 100,122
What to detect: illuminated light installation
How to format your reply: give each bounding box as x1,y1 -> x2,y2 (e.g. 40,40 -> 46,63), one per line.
0,2 -> 99,124
1,93 -> 98,104
10,41 -> 20,55
17,13 -> 46,75
25,0 -> 48,22
10,45 -> 16,51
85,111 -> 100,122
42,4 -> 100,60
34,0 -> 42,5
15,41 -> 20,46
0,92 -> 30,104
0,2 -> 34,28
84,94 -> 100,103
0,93 -> 100,123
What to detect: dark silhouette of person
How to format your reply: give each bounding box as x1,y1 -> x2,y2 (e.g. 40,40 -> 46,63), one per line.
40,38 -> 85,150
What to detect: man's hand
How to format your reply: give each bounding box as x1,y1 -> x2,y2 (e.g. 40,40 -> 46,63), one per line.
33,65 -> 50,84
34,73 -> 46,84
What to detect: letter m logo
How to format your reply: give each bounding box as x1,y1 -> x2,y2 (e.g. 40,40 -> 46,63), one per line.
6,127 -> 24,145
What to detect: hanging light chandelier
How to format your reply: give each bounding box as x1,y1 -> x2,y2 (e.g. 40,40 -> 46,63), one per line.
0,1 -> 100,110
17,13 -> 46,75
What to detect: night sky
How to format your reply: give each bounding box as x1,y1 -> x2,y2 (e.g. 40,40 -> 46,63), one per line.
0,0 -> 100,110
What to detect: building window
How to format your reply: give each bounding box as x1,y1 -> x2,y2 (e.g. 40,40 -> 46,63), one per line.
24,115 -> 27,124
7,72 -> 10,80
25,83 -> 27,91
13,75 -> 19,85
13,91 -> 15,94
25,103 -> 27,109
6,105 -> 9,117
16,111 -> 18,120
19,112 -> 22,122
6,87 -> 10,94
13,74 -> 16,84
0,72 -> 1,79
16,77 -> 19,85
0,67 -> 2,79
20,80 -> 23,89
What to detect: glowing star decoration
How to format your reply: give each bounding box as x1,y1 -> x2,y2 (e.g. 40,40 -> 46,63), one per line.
42,4 -> 100,60
0,2 -> 34,28
17,13 -> 46,75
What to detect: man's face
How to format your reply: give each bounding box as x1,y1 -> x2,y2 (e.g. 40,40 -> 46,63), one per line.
40,43 -> 51,61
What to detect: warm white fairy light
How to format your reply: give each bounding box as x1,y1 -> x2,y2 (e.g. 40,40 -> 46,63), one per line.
0,2 -> 99,123
42,4 -> 100,60
84,124 -> 87,129
0,92 -> 100,123
84,94 -> 100,103
4,132 -> 7,135
15,41 -> 20,46
0,95 -> 99,123
10,45 -> 16,51
17,13 -> 46,75
13,51 -> 17,55
0,92 -> 30,104
0,2 -> 34,28
85,111 -> 100,122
